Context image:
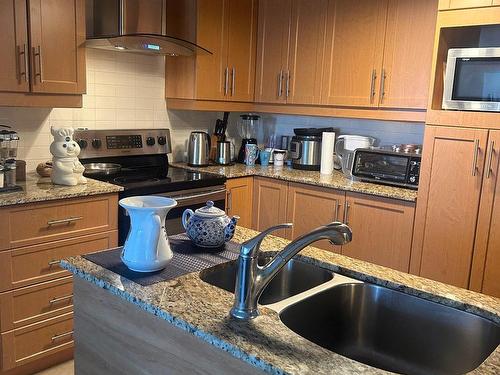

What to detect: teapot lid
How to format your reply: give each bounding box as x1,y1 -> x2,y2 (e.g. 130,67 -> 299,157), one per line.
194,201 -> 226,218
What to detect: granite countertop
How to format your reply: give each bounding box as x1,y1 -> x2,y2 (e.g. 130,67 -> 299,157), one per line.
62,227 -> 499,375
171,163 -> 418,202
0,173 -> 123,207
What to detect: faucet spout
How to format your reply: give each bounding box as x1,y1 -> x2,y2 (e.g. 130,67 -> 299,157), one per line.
230,222 -> 352,320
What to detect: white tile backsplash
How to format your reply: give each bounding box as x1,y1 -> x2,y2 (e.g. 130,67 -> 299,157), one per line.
1,48 -> 424,172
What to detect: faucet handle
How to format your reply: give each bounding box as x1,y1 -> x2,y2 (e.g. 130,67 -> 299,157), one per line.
240,223 -> 293,258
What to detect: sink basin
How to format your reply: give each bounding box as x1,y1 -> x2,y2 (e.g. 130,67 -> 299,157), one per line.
280,283 -> 500,375
200,256 -> 333,305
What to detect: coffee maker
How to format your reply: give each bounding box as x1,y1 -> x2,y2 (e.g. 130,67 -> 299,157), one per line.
237,114 -> 259,163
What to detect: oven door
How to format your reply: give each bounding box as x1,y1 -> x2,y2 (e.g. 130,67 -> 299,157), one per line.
443,48 -> 500,112
118,186 -> 226,245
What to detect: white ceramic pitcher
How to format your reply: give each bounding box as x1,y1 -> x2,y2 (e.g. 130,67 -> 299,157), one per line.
119,196 -> 177,272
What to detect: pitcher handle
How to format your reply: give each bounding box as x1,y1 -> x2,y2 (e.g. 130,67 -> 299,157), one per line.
182,209 -> 194,230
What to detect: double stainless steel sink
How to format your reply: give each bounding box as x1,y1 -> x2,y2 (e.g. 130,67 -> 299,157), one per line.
200,256 -> 500,375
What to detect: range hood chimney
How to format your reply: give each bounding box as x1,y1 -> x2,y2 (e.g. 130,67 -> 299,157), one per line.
85,0 -> 211,56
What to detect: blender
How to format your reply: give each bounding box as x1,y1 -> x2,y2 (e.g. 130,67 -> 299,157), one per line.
237,114 -> 259,163
0,125 -> 20,191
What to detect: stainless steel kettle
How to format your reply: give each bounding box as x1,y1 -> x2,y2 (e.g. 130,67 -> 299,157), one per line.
188,131 -> 210,167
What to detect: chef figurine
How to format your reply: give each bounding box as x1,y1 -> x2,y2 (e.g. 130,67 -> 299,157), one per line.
50,127 -> 87,186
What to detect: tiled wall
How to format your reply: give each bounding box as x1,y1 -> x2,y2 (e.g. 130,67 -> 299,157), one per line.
0,49 -> 220,171
0,48 -> 424,172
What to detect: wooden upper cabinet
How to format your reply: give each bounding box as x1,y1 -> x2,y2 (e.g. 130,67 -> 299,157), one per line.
254,0 -> 290,103
252,177 -> 289,238
438,0 -> 493,10
0,0 -> 29,93
286,183 -> 345,253
286,0 -> 328,105
379,0 -> 437,110
28,0 -> 85,94
226,0 -> 258,101
411,126 -> 489,288
470,130 -> 500,297
194,0 -> 227,100
322,0 -> 388,107
493,0 -> 500,5
341,193 -> 415,272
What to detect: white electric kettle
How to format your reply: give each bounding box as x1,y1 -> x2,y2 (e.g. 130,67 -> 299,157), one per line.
335,135 -> 376,177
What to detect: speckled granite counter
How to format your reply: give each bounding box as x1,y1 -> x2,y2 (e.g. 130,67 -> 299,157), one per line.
171,163 -> 417,202
0,173 -> 123,207
62,227 -> 499,374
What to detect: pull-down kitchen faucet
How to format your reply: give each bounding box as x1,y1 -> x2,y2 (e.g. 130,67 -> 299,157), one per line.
230,222 -> 352,320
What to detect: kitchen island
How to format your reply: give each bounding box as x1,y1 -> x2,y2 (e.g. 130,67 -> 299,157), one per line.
61,227 -> 499,375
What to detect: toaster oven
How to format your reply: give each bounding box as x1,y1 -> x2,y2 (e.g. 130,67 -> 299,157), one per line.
351,148 -> 421,189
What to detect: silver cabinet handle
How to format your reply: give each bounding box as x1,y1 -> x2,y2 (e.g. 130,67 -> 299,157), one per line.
343,201 -> 351,225
227,191 -> 232,211
231,67 -> 235,96
51,330 -> 73,342
380,68 -> 386,102
278,70 -> 283,97
47,216 -> 83,226
370,69 -> 377,102
48,259 -> 61,267
472,139 -> 480,177
334,200 -> 340,221
286,71 -> 290,98
486,140 -> 495,179
49,294 -> 73,304
33,45 -> 43,83
17,44 -> 28,83
223,67 -> 229,96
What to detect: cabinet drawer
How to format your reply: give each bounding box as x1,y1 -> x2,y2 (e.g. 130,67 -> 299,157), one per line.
2,194 -> 117,249
0,277 -> 73,332
1,313 -> 73,371
0,231 -> 117,292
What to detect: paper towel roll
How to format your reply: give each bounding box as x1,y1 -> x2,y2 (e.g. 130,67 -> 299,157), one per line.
320,132 -> 335,175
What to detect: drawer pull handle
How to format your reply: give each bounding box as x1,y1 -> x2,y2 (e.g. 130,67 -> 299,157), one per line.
47,216 -> 83,226
49,294 -> 73,304
51,330 -> 74,342
472,139 -> 480,177
48,259 -> 61,267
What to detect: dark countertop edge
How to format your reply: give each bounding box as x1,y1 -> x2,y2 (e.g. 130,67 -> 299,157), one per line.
60,260 -> 287,375
171,163 -> 417,203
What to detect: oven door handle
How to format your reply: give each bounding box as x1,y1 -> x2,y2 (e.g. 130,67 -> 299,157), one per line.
164,189 -> 227,202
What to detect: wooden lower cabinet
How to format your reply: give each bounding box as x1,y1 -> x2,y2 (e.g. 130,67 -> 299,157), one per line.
341,193 -> 415,272
252,177 -> 289,237
286,183 -> 345,252
226,177 -> 253,229
470,130 -> 500,297
0,194 -> 118,374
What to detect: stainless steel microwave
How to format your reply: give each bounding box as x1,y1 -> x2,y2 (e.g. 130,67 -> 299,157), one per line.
443,47 -> 500,112
351,148 -> 421,190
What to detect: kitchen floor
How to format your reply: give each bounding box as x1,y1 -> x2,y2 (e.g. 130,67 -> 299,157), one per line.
35,361 -> 74,375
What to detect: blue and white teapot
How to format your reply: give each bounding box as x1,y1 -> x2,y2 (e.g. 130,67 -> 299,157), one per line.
182,201 -> 239,248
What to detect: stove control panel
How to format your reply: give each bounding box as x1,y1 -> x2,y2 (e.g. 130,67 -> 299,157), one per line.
75,129 -> 171,158
106,135 -> 143,149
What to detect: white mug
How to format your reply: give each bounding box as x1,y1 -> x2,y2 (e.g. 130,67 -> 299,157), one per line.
273,151 -> 286,167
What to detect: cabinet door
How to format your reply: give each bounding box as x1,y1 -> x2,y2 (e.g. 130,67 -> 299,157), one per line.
195,0 -> 228,100
226,177 -> 253,229
321,0 -> 387,107
226,0 -> 258,102
411,126 -> 489,288
254,0 -> 290,103
470,130 -> 500,297
379,0 -> 437,110
494,0 -> 500,5
286,0 -> 327,105
252,177 -> 288,237
341,193 -> 415,272
0,0 -> 29,93
438,0 -> 492,9
28,0 -> 85,94
286,183 -> 345,253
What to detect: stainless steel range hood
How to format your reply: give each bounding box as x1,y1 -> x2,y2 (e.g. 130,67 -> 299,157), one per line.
85,0 -> 211,56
